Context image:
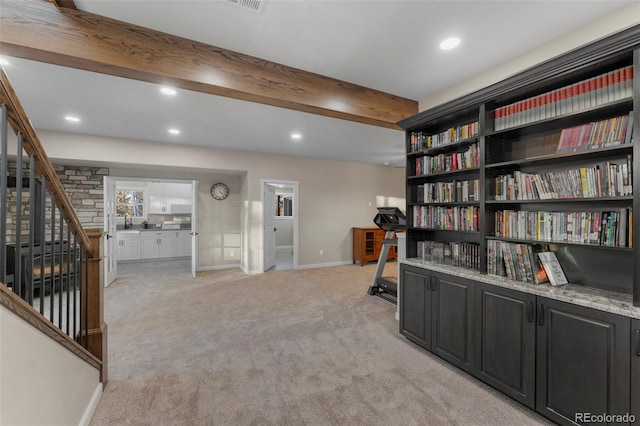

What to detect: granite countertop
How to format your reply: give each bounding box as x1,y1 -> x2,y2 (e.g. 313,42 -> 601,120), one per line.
400,258 -> 640,320
117,226 -> 191,232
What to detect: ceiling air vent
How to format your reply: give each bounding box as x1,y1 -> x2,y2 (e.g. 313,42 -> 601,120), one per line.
224,0 -> 266,14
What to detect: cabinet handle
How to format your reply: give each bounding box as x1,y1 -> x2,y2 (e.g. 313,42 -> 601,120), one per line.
527,301 -> 534,323
431,277 -> 437,292
537,304 -> 544,326
635,329 -> 640,357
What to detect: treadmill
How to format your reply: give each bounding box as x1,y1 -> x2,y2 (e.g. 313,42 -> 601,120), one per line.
367,207 -> 406,304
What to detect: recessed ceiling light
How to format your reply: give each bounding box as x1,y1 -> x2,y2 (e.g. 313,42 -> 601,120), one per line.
0,57 -> 9,66
160,87 -> 177,96
64,115 -> 80,123
291,133 -> 302,140
384,161 -> 390,166
168,128 -> 180,135
440,37 -> 461,50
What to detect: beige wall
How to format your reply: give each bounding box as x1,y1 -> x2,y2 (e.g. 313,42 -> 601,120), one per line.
39,130 -> 405,272
420,3 -> 640,111
0,306 -> 101,426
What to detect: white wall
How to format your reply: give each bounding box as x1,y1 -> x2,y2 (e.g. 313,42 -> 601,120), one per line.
420,4 -> 640,111
40,131 -> 405,273
0,306 -> 101,426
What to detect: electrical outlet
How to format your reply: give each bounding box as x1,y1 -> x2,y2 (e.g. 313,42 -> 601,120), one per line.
230,250 -> 234,257
368,201 -> 372,206
320,249 -> 324,255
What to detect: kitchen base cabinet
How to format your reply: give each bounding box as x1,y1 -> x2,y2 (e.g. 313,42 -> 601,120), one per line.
141,231 -> 177,259
399,265 -> 474,373
177,230 -> 191,257
535,297 -> 630,426
630,319 -> 639,423
116,232 -> 141,261
475,283 -> 536,409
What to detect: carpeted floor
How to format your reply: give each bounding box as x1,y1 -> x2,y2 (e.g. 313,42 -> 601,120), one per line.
90,260 -> 549,425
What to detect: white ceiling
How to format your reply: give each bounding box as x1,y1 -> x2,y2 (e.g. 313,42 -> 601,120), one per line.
1,0 -> 636,168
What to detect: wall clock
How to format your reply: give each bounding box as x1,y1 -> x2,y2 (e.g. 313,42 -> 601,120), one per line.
210,183 -> 229,200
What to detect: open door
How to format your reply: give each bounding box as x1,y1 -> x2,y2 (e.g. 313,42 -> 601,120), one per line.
191,180 -> 199,278
104,177 -> 118,286
263,184 -> 276,271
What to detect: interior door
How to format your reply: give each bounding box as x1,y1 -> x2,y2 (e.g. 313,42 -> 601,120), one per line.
190,180 -> 199,278
103,177 -> 118,286
263,184 -> 276,271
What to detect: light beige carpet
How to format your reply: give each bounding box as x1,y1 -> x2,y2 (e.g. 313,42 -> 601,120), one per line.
90,260 -> 549,425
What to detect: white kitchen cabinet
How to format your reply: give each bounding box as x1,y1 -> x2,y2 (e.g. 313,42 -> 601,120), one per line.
177,230 -> 191,257
147,182 -> 192,214
116,231 -> 141,261
140,231 -> 177,259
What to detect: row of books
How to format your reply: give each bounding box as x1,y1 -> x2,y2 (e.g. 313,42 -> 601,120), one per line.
416,240 -> 481,270
495,65 -> 633,131
488,241 -> 569,286
493,208 -> 632,247
487,241 -> 549,284
413,205 -> 479,231
556,113 -> 633,153
409,121 -> 479,153
416,179 -> 480,203
490,158 -> 632,200
414,143 -> 479,176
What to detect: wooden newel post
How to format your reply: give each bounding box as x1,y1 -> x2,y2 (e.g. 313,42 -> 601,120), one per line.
84,228 -> 108,384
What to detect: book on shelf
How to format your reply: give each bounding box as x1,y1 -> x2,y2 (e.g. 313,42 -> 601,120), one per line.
490,157 -> 632,201
414,143 -> 479,175
487,240 -> 549,284
416,240 -> 480,270
416,179 -> 480,203
413,205 -> 479,231
494,65 -> 633,131
409,121 -> 479,153
537,251 -> 569,286
556,112 -> 633,154
493,208 -> 633,247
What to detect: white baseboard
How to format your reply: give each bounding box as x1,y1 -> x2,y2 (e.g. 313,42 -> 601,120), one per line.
197,264 -> 241,272
296,260 -> 352,270
78,383 -> 102,426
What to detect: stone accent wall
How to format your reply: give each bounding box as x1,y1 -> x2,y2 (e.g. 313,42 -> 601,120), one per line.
5,162 -> 108,243
53,164 -> 109,229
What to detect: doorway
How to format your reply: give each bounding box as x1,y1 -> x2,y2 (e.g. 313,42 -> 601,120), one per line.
103,176 -> 199,286
261,180 -> 299,272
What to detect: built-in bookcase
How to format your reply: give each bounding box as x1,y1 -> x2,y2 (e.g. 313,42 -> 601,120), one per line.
400,26 -> 640,306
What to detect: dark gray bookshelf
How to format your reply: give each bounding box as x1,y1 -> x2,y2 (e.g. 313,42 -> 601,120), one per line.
399,24 -> 640,307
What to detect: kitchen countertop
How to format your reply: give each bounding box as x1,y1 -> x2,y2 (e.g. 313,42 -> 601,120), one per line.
400,258 -> 640,320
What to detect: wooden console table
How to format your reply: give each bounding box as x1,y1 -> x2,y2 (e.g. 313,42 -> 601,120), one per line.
352,227 -> 396,266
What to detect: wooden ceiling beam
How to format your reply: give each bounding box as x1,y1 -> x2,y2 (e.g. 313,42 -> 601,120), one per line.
51,0 -> 78,10
0,0 -> 417,129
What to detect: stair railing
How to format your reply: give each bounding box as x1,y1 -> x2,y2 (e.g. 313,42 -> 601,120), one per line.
0,67 -> 107,382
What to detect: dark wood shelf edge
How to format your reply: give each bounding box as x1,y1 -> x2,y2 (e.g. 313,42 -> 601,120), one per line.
485,197 -> 633,204
485,144 -> 633,169
485,236 -> 633,252
408,167 -> 480,179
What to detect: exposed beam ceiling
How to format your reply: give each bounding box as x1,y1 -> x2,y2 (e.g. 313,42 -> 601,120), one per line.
0,0 -> 417,130
51,0 -> 77,10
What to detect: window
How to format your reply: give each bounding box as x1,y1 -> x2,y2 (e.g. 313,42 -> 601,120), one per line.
116,189 -> 145,218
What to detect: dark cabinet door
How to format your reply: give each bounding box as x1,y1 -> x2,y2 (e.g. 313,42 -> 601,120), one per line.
632,319 -> 640,423
399,265 -> 432,349
431,272 -> 475,373
474,283 -> 536,409
536,297 -> 630,426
